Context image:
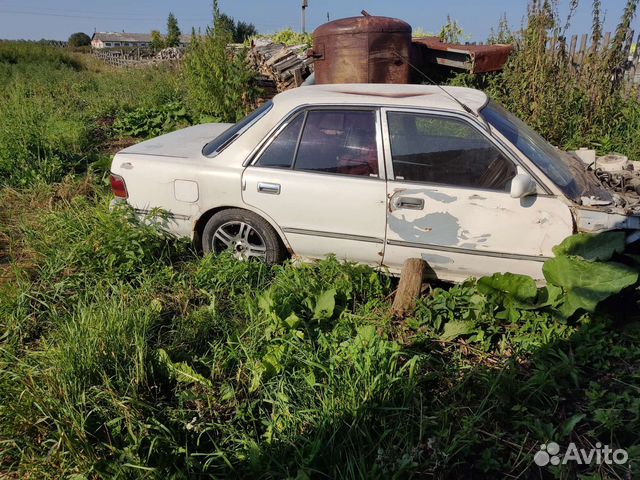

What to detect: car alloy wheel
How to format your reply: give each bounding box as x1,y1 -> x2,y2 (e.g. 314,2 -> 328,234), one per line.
212,221 -> 267,260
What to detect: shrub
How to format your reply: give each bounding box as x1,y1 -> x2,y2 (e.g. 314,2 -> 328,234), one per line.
270,27 -> 312,47
67,32 -> 91,47
113,101 -> 193,138
469,0 -> 640,157
183,25 -> 257,122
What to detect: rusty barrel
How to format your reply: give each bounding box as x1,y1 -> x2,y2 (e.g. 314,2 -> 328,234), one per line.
311,14 -> 412,84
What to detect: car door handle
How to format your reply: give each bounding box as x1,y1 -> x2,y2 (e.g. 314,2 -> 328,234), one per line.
394,196 -> 424,210
257,182 -> 281,195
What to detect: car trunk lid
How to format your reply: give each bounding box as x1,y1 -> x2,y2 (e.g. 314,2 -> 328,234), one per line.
118,123 -> 233,159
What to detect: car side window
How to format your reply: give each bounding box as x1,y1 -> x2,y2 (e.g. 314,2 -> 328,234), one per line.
256,113 -> 304,168
387,112 -> 517,191
294,110 -> 379,177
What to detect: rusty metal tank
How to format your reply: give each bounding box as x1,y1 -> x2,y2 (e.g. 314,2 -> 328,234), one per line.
311,13 -> 412,84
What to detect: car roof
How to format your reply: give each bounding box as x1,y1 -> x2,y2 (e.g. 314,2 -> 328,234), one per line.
272,83 -> 489,114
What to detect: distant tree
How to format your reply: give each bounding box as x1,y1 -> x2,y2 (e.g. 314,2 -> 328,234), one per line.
215,13 -> 236,37
214,12 -> 256,43
150,30 -> 165,50
234,21 -> 257,43
166,13 -> 181,47
68,32 -> 91,47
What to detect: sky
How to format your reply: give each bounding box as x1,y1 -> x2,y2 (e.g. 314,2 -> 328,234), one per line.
0,0 -> 638,42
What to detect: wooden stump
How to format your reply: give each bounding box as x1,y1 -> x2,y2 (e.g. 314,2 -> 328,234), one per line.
391,258 -> 428,318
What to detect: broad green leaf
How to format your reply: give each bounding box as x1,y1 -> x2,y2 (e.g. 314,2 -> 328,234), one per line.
257,291 -> 273,312
171,361 -> 212,387
313,288 -> 336,321
284,312 -> 301,329
155,349 -> 212,387
536,283 -> 563,307
559,413 -> 586,438
552,232 -> 625,261
440,320 -> 475,341
477,272 -> 538,302
262,344 -> 286,377
543,255 -> 638,317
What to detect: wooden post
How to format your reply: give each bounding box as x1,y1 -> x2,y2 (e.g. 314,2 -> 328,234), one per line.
569,34 -> 577,64
391,258 -> 428,318
578,33 -> 588,66
602,32 -> 611,53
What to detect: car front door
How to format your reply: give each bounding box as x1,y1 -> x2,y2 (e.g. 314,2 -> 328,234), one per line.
381,109 -> 573,282
242,107 -> 387,266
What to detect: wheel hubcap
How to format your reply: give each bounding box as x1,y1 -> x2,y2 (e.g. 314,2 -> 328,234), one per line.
211,221 -> 267,260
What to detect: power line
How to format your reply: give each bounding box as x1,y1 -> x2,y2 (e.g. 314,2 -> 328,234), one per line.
0,8 -> 285,27
0,5 -> 164,18
0,9 -> 170,21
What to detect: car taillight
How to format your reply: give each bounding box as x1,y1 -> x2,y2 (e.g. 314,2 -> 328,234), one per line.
110,173 -> 128,199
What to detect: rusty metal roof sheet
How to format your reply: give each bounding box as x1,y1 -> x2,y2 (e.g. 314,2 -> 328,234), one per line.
412,36 -> 513,73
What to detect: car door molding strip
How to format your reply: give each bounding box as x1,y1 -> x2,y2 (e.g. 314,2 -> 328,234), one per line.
134,208 -> 190,221
282,227 -> 384,244
386,239 -> 550,262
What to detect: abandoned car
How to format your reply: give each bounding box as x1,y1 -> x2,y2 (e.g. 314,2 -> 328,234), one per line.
109,84 -> 640,282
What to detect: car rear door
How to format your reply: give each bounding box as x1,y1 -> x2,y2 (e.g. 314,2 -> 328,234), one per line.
242,107 -> 387,267
381,108 -> 573,282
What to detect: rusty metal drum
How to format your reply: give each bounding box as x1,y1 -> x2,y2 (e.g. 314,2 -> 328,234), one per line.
311,13 -> 412,84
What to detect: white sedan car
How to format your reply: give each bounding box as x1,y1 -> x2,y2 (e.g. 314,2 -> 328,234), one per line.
110,84 -> 640,283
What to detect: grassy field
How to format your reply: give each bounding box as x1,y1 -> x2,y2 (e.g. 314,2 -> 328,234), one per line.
1,39 -> 640,479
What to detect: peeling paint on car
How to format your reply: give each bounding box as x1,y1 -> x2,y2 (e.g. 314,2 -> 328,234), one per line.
389,211 -> 461,245
423,190 -> 457,204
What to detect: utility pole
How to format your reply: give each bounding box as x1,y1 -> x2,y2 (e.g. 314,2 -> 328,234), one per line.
301,0 -> 308,33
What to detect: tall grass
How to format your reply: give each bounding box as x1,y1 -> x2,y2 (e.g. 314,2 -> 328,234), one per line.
454,0 -> 640,157
0,42 -> 186,187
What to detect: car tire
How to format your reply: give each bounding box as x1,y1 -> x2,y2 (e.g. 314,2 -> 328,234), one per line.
202,208 -> 287,264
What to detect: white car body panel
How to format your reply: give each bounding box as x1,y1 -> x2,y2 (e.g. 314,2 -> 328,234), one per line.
109,84 -> 638,283
242,167 -> 387,267
384,182 -> 573,282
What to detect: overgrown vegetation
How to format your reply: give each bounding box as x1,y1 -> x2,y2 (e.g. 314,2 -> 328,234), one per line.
2,1 -> 640,478
182,6 -> 258,122
0,41 -> 187,187
452,0 -> 640,158
113,102 -> 193,139
266,27 -> 313,47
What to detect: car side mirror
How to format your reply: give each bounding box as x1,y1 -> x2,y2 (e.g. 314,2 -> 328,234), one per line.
510,173 -> 537,198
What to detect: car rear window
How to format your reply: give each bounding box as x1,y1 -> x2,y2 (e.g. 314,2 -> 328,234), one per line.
202,101 -> 273,158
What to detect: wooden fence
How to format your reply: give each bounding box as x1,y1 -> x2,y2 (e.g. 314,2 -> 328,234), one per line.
465,31 -> 640,86
92,47 -> 184,68
92,49 -> 155,68
559,31 -> 640,87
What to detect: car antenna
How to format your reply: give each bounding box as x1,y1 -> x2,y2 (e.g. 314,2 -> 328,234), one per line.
392,50 -> 490,129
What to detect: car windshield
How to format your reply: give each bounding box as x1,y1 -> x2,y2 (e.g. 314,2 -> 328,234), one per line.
481,100 -> 599,201
202,101 -> 273,157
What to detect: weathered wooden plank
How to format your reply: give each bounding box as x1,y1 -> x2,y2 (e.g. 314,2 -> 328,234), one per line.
577,33 -> 588,65
602,32 -> 611,53
569,34 -> 577,62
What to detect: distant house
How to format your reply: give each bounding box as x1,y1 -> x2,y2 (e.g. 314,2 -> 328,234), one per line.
91,32 -> 191,49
